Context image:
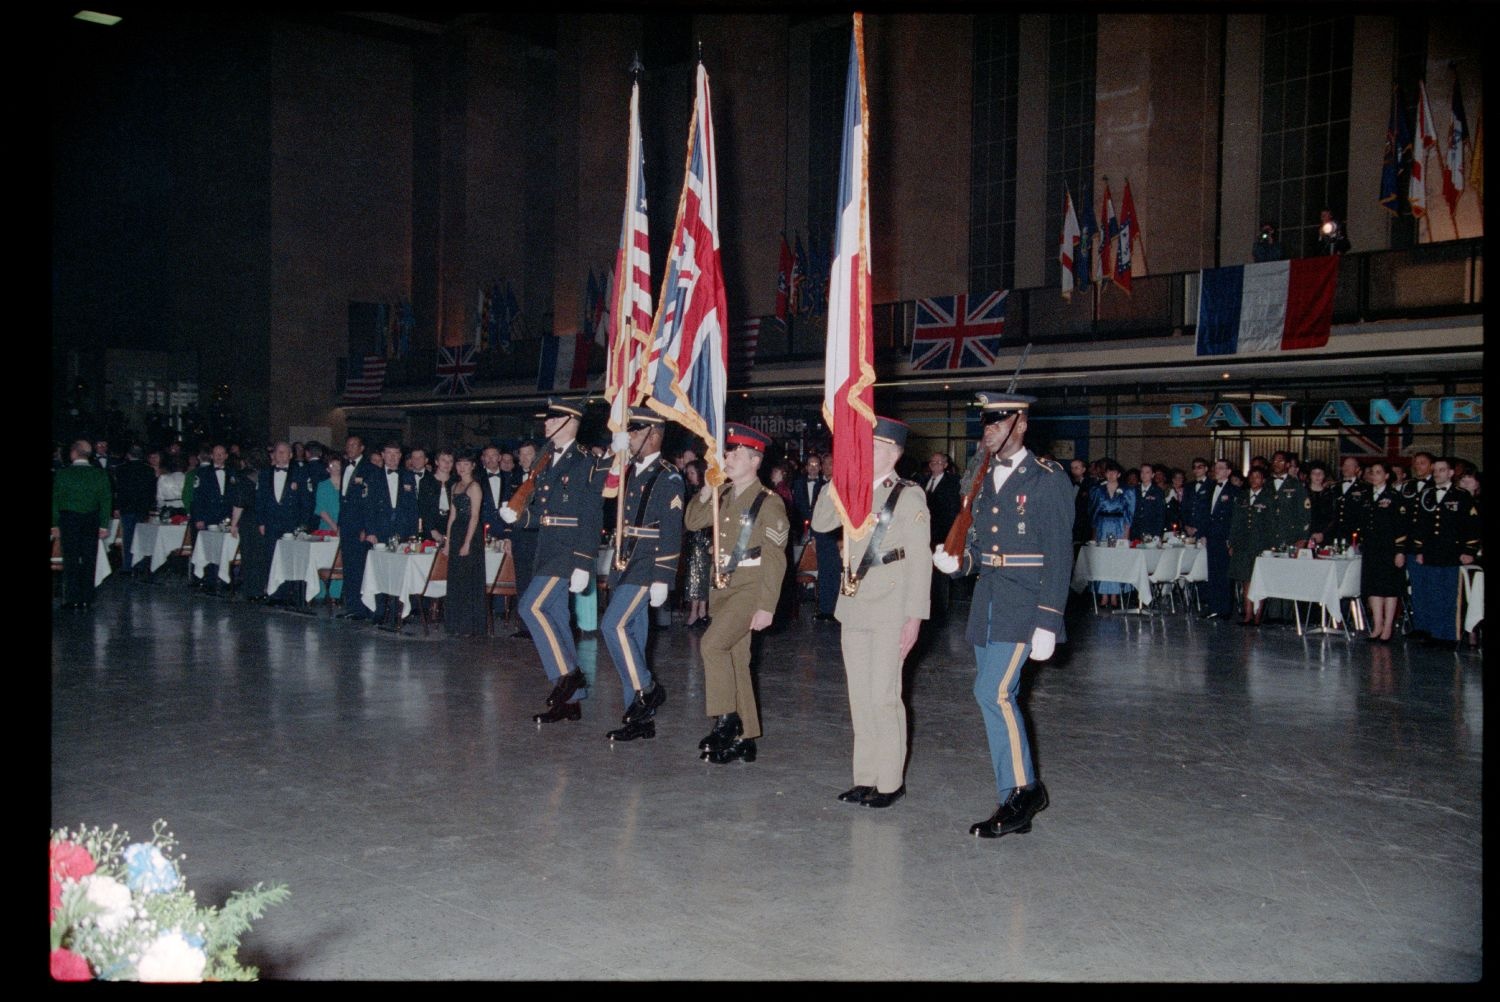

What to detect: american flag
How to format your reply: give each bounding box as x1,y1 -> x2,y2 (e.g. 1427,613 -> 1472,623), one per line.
343,355 -> 388,401
909,291 -> 1007,370
434,344 -> 477,396
605,77 -> 654,497
646,62 -> 728,486
821,14 -> 877,541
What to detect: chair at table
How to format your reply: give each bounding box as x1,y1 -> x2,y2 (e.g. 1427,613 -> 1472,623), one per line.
418,552 -> 449,637
792,543 -> 818,621
172,525 -> 196,578
485,548 -> 517,637
319,549 -> 344,617
1147,548 -> 1185,613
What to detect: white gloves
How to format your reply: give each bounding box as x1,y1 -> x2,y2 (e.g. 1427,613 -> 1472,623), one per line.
932,545 -> 960,575
498,504 -> 518,524
697,484 -> 714,504
649,582 -> 669,607
1029,628 -> 1056,662
569,568 -> 591,594
612,431 -> 631,455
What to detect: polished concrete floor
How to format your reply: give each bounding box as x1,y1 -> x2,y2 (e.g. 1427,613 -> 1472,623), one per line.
51,577 -> 1482,981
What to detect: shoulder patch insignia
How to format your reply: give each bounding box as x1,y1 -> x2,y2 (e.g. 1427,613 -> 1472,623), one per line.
670,495 -> 683,510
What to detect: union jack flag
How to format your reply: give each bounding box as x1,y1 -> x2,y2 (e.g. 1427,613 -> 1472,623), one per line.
909,291 -> 1008,370
646,62 -> 728,486
1339,424 -> 1412,464
434,343 -> 477,396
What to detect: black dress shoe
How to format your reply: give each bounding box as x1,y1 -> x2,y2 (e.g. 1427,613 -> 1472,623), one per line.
970,782 -> 1049,838
698,713 -> 742,753
814,612 -> 836,622
863,787 -> 905,809
533,701 -> 581,724
623,682 -> 667,724
510,629 -> 533,642
705,737 -> 756,764
546,671 -> 588,707
837,785 -> 875,804
607,718 -> 656,742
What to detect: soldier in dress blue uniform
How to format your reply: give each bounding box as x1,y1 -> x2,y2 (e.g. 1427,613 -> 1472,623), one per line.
1200,458 -> 1241,619
336,436 -> 378,621
188,444 -> 237,591
255,441 -> 316,603
599,406 -> 684,742
501,398 -> 608,723
1131,463 -> 1168,540
932,392 -> 1072,839
361,441 -> 421,626
1399,457 -> 1480,646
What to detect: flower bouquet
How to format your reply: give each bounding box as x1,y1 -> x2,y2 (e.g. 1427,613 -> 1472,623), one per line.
50,820 -> 289,982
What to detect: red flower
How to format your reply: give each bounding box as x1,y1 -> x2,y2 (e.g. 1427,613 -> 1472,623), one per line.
51,948 -> 92,981
50,840 -> 97,883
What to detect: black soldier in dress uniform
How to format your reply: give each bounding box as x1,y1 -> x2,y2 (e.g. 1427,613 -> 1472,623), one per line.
600,406 -> 684,742
932,392 -> 1072,839
501,398 -> 608,722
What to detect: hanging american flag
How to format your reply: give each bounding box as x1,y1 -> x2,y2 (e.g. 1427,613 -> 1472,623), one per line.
342,355 -> 388,402
434,344 -> 477,396
821,13 -> 877,541
909,291 -> 1008,370
646,62 -> 729,486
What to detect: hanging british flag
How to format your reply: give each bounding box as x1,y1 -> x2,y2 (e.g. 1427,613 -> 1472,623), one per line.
908,291 -> 1008,370
434,343 -> 477,396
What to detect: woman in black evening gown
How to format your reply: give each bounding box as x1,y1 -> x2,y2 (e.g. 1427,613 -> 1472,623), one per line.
443,451 -> 486,637
1358,460 -> 1405,642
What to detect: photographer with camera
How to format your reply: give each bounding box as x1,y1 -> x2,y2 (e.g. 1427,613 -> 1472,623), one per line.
1252,221 -> 1284,263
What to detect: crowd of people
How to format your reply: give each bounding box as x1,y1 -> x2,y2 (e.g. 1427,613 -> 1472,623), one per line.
1064,450 -> 1482,645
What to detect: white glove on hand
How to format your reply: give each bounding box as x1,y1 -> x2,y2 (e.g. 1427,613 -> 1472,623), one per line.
649,582 -> 669,607
498,505 -> 518,524
1029,627 -> 1056,662
569,568 -> 591,594
612,431 -> 631,455
932,545 -> 960,575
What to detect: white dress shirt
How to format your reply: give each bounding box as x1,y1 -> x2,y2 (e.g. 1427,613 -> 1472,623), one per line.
386,469 -> 400,508
273,467 -> 287,503
991,449 -> 1030,493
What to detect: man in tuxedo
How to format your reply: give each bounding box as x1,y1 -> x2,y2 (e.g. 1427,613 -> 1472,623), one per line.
336,434 -> 377,621
926,452 -> 962,620
1201,458 -> 1240,620
361,440 -> 421,627
1184,458 -> 1212,538
187,444 -> 236,588
1131,462 -> 1167,540
479,446 -> 510,542
255,440 -> 316,604
792,455 -> 836,621
1068,458 -> 1097,546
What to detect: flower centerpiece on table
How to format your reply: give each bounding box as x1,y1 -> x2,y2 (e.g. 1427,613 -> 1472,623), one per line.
50,820 -> 289,981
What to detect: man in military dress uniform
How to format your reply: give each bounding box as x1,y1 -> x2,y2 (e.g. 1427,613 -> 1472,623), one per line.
1332,457 -> 1369,544
1399,457 -> 1479,646
188,444 -> 237,591
1266,451 -> 1310,549
255,440 -> 316,604
501,398 -> 607,723
932,393 -> 1071,839
1131,462 -> 1167,540
600,407 -> 684,742
683,423 -> 790,764
812,417 -> 930,808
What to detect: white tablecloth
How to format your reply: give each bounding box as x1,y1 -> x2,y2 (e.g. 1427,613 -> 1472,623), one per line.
1461,567 -> 1484,634
53,538 -> 113,586
104,518 -> 121,548
190,528 -> 241,583
1071,544 -> 1195,596
1245,555 -> 1362,626
127,522 -> 188,572
1180,546 -> 1209,583
360,549 -> 438,618
267,538 -> 341,604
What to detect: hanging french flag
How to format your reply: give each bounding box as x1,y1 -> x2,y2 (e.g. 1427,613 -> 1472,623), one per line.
537,332 -> 590,391
1195,258 -> 1339,356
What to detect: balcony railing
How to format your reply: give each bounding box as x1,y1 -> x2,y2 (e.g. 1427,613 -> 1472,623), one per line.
341,238 -> 1482,398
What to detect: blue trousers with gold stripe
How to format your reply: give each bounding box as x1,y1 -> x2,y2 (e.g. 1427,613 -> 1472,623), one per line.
518,575 -> 587,699
601,584 -> 654,709
974,641 -> 1035,798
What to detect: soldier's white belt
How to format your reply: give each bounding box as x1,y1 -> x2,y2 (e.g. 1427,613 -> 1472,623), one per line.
540,516 -> 579,527
720,556 -> 762,568
621,526 -> 660,539
978,552 -> 1044,568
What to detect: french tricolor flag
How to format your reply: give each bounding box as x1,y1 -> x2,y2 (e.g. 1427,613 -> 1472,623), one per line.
537,332 -> 590,392
1195,258 -> 1339,356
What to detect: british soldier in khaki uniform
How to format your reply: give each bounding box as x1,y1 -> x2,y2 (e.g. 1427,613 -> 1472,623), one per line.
811,416 -> 931,808
683,423 -> 789,764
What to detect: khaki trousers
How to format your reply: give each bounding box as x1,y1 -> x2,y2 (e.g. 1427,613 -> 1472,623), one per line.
841,626 -> 907,793
702,577 -> 762,739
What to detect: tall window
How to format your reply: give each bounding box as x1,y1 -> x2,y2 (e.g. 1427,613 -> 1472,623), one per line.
807,22 -> 852,264
1043,13 -> 1096,288
970,13 -> 1020,294
1258,13 -> 1354,258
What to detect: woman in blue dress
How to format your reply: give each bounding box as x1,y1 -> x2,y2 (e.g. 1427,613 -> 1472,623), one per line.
1088,458 -> 1135,608
314,456 -> 343,602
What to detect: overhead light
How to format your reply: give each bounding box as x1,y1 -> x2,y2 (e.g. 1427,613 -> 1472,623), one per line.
1221,373 -> 1230,379
75,10 -> 122,25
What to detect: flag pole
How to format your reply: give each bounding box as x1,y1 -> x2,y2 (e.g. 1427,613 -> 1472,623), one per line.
611,54 -> 646,563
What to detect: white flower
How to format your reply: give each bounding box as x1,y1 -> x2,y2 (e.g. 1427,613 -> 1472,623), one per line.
137,931 -> 206,983
80,874 -> 133,933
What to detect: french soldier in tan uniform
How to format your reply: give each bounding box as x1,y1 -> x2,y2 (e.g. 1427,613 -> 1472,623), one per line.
812,416 -> 931,808
683,423 -> 789,764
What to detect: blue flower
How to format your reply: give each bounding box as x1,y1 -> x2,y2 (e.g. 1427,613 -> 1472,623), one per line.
123,843 -> 181,895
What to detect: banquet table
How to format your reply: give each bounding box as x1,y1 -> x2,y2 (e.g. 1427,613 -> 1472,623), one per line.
1071,543 -> 1199,613
1461,566 -> 1484,635
1245,554 -> 1363,634
189,527 -> 241,584
266,537 -> 342,605
127,521 -> 188,573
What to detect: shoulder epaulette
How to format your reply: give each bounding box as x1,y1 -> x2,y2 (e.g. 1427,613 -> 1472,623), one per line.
1035,457 -> 1063,473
